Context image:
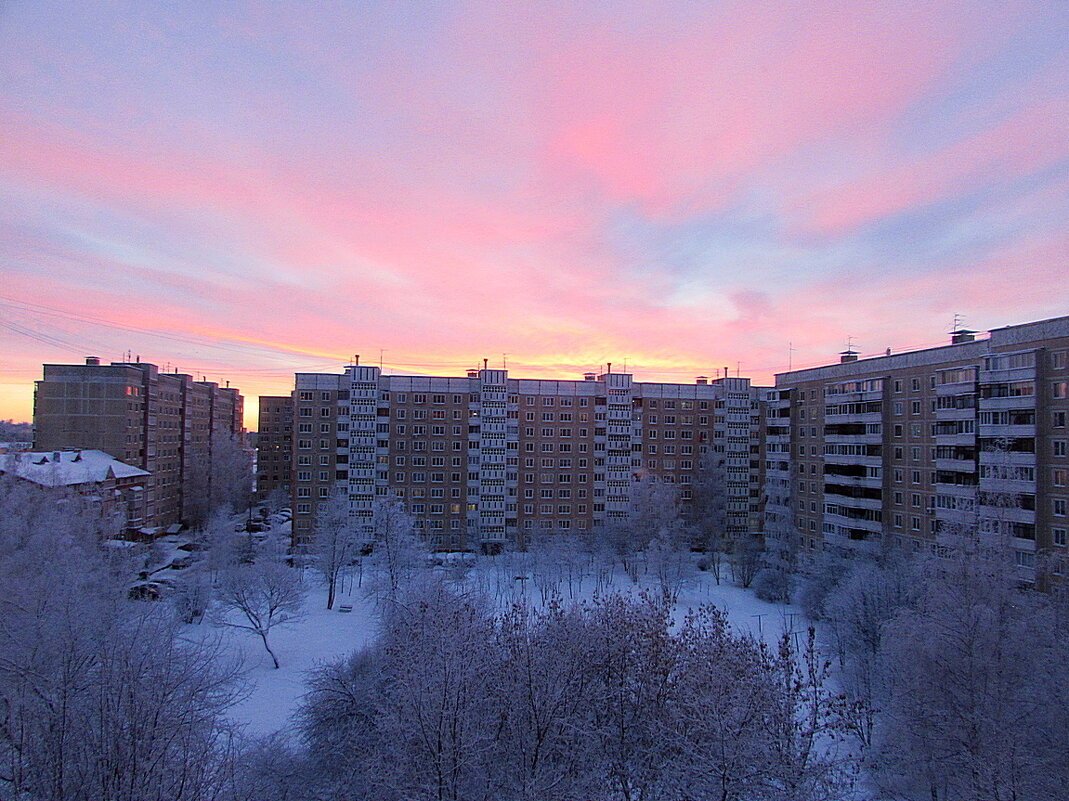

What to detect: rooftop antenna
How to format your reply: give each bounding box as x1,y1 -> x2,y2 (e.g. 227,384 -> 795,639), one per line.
736,361 -> 741,378
952,312 -> 965,333
788,341 -> 796,371
502,353 -> 508,370
379,349 -> 384,370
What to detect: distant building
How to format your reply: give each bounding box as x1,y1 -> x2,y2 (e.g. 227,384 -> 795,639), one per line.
0,449 -> 150,533
287,362 -> 767,550
767,315 -> 1069,585
33,357 -> 244,529
256,395 -> 292,502
0,441 -> 33,453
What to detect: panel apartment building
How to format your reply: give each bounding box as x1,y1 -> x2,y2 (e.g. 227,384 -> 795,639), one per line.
34,357 -> 244,530
286,363 -> 766,549
765,315 -> 1069,583
256,395 -> 293,502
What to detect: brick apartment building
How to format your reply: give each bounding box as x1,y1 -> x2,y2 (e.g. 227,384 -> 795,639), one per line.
33,358 -> 244,530
766,315 -> 1069,584
256,395 -> 293,502
283,363 -> 766,550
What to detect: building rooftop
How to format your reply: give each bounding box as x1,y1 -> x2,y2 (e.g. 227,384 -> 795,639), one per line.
0,449 -> 149,487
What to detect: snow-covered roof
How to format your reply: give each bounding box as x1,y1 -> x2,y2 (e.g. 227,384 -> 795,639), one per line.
0,450 -> 149,487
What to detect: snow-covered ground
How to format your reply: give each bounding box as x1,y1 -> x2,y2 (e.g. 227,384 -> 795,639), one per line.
205,558 -> 802,738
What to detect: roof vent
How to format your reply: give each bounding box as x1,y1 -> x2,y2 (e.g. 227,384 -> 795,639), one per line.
85,356 -> 100,366
583,372 -> 598,381
696,376 -> 709,385
839,350 -> 859,364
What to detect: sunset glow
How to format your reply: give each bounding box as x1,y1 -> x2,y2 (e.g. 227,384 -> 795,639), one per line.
2,1 -> 1068,428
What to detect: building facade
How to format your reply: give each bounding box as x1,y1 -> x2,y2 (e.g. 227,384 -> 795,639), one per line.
256,395 -> 293,502
33,357 -> 244,530
287,363 -> 766,549
767,315 -> 1069,584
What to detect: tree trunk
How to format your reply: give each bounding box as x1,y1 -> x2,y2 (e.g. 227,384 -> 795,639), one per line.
260,632 -> 280,669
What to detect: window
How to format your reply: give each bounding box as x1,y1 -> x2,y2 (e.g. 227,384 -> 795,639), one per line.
1054,499 -> 1067,517
1055,528 -> 1067,547
1053,351 -> 1068,370
1054,382 -> 1069,399
1055,441 -> 1067,457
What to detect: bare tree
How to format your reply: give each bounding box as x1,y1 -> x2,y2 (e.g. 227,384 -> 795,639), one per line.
689,450 -> 729,582
730,536 -> 764,588
213,560 -> 306,668
312,489 -> 360,609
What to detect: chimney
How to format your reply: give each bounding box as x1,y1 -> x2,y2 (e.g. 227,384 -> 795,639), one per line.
354,354 -> 360,365
951,330 -> 976,344
839,350 -> 859,364
483,358 -> 488,370
85,356 -> 100,366
696,376 -> 708,385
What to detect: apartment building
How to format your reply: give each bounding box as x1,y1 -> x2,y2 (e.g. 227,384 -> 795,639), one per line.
288,363 -> 766,550
767,315 -> 1069,584
33,357 -> 244,530
256,395 -> 293,501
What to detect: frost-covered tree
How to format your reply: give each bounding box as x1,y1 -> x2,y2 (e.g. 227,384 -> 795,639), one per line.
0,477 -> 244,801
185,429 -> 253,527
607,476 -> 681,581
295,586 -> 858,801
313,489 -> 360,609
873,546 -> 1069,801
368,492 -> 425,603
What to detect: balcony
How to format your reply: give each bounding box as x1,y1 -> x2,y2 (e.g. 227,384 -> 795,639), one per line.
978,394 -> 1035,410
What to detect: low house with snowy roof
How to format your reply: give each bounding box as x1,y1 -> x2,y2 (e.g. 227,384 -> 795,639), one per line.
0,449 -> 151,536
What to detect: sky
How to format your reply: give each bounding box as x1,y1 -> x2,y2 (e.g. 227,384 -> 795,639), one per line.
1,0 -> 1068,430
